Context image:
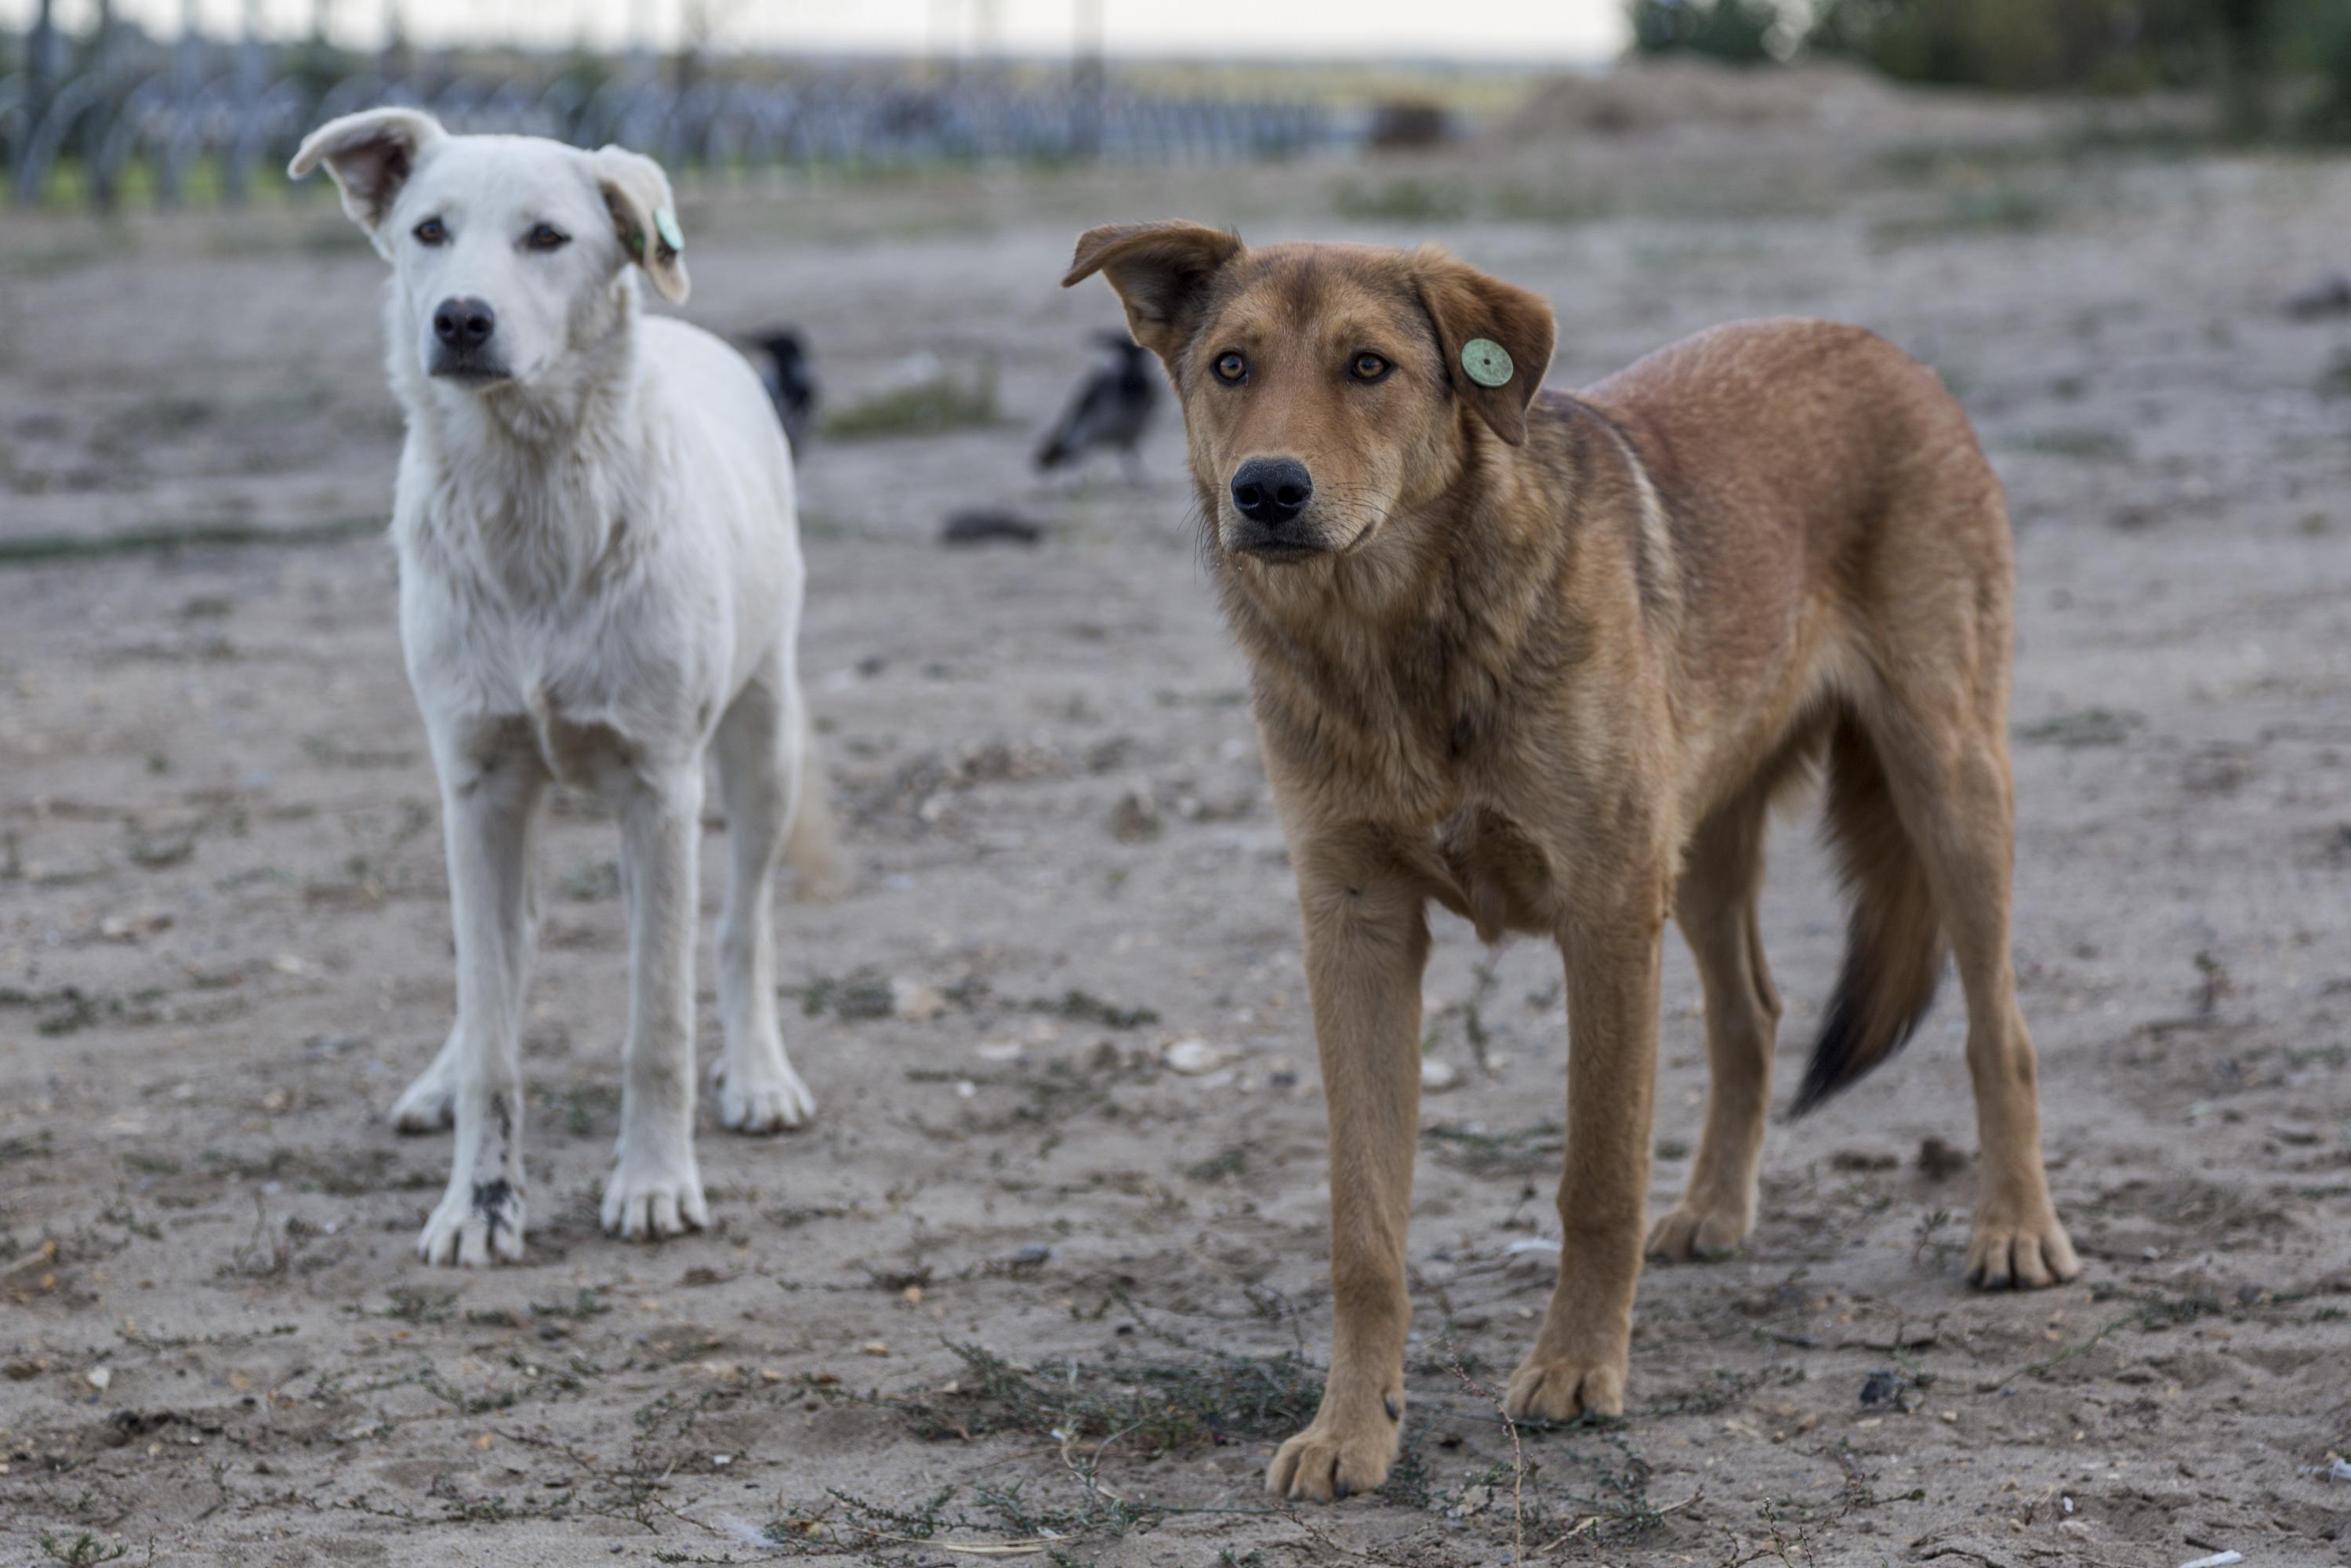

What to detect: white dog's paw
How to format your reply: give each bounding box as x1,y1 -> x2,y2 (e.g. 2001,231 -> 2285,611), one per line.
391,1074 -> 457,1134
417,1177 -> 525,1267
600,1153 -> 709,1241
390,1040 -> 460,1133
713,1053 -> 815,1134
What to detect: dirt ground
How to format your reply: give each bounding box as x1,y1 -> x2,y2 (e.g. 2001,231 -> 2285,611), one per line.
4,71 -> 2350,1567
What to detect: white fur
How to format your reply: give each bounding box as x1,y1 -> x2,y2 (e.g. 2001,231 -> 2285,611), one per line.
292,111 -> 823,1267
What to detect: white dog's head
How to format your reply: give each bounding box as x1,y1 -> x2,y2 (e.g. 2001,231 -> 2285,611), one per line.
290,109 -> 689,391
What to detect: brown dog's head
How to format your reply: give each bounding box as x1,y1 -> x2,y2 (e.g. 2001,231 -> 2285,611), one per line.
1063,223 -> 1554,564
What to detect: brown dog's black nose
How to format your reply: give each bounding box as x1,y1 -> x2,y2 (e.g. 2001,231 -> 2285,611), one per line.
432,296 -> 496,350
1231,457 -> 1312,527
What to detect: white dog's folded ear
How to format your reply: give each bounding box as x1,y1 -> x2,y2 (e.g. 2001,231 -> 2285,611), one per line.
593,146 -> 690,306
288,108 -> 445,238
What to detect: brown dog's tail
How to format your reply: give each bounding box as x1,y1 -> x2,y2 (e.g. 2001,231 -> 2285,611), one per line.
1790,713 -> 1946,1114
783,724 -> 847,902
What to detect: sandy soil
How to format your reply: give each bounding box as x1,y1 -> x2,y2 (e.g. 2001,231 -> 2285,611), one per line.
3,76 -> 2349,1566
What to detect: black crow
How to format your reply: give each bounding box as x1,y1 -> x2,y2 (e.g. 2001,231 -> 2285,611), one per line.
754,328 -> 819,453
2288,270 -> 2351,320
1036,330 -> 1158,483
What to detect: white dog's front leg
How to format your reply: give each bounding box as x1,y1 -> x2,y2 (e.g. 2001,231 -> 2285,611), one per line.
418,757 -> 543,1266
397,846 -> 541,1135
603,764 -> 710,1240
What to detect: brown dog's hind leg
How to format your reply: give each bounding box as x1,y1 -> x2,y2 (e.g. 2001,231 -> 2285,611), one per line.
1268,842 -> 1430,1501
1865,691 -> 2081,1290
1507,871 -> 1668,1424
1649,786 -> 1780,1263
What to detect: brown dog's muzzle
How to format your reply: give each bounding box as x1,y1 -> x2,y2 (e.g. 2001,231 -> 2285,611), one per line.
1228,456 -> 1321,561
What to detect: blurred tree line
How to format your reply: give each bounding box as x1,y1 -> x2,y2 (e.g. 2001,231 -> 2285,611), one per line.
1628,0 -> 2351,138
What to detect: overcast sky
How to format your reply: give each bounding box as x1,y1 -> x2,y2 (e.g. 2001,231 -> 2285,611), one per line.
11,0 -> 1628,61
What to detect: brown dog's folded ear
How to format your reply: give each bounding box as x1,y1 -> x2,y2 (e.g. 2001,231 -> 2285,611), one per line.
288,107 -> 445,241
1061,220 -> 1243,366
593,146 -> 691,306
1412,247 -> 1556,447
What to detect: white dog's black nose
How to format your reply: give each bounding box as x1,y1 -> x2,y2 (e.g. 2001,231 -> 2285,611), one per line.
1231,457 -> 1312,526
432,296 -> 497,350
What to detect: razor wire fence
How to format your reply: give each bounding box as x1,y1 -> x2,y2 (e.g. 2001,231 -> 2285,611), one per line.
1,43 -> 1340,210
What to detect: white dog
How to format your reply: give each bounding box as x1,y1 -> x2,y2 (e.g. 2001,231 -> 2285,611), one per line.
290,110 -> 837,1266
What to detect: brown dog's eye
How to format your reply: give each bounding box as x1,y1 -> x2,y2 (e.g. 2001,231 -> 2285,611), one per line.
412,217 -> 448,246
524,223 -> 571,252
1214,351 -> 1247,384
1350,353 -> 1391,383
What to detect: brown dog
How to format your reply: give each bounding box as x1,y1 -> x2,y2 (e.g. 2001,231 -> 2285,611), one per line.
1062,223 -> 2082,1502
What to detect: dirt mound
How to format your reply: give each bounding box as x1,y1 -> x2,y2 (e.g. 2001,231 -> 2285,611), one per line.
1510,58 -> 1903,139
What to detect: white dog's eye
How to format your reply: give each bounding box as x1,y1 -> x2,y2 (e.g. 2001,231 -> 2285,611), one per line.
524,223 -> 571,252
412,217 -> 448,246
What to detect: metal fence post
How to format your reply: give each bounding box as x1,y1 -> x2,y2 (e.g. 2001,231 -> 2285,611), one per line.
16,0 -> 57,204
87,0 -> 116,210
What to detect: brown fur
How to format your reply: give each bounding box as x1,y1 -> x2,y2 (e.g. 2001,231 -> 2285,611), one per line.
1063,223 -> 2081,1504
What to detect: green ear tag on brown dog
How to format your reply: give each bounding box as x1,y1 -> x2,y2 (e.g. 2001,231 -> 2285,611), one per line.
653,206 -> 684,255
1460,338 -> 1514,388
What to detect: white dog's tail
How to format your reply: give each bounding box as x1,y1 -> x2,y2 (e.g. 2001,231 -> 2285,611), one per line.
784,725 -> 847,902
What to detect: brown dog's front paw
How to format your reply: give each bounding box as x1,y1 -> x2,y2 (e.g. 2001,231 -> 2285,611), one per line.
1267,1414 -> 1399,1502
1965,1206 -> 2081,1290
1504,1354 -> 1625,1424
1645,1203 -> 1749,1263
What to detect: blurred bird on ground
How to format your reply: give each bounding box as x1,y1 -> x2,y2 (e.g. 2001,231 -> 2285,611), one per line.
755,328 -> 820,452
1036,330 -> 1158,484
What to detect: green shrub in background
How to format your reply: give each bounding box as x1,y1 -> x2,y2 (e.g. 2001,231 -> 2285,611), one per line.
1801,0 -> 2212,93
2280,0 -> 2351,140
1628,0 -> 1783,63
1627,0 -> 2351,141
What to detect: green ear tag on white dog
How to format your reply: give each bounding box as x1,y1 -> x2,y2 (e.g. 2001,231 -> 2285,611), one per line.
653,206 -> 684,255
1460,337 -> 1514,389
